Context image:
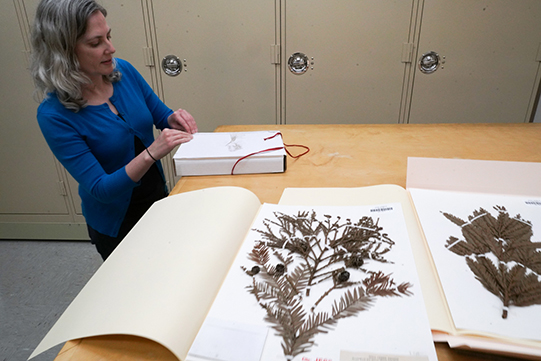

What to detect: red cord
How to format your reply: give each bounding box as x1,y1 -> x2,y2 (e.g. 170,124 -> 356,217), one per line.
230,132 -> 310,175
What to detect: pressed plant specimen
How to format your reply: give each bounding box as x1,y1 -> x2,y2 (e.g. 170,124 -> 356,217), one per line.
242,210 -> 413,360
443,206 -> 541,319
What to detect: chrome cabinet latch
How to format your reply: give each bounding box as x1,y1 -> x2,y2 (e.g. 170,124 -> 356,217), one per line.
162,55 -> 184,76
418,51 -> 442,74
288,52 -> 310,75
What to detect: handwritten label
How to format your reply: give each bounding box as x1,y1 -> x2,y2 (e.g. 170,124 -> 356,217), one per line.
525,200 -> 541,207
340,351 -> 428,361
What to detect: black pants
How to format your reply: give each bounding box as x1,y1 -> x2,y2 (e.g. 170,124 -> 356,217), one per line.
88,183 -> 166,261
88,136 -> 166,261
87,210 -> 143,261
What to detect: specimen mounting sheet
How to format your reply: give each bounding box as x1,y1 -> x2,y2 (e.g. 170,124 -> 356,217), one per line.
410,189 -> 541,341
187,203 -> 437,361
406,156 -> 541,352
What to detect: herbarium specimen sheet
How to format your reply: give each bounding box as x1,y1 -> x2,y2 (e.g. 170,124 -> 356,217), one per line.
410,188 -> 541,341
187,203 -> 437,361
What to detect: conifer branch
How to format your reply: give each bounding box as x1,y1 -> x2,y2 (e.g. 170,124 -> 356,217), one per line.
443,206 -> 541,319
243,210 -> 413,358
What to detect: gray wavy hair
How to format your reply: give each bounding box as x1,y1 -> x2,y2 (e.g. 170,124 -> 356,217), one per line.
30,0 -> 121,112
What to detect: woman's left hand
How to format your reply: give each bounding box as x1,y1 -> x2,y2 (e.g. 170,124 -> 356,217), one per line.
168,108 -> 198,134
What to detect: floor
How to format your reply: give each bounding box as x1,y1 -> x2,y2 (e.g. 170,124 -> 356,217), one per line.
0,240 -> 102,361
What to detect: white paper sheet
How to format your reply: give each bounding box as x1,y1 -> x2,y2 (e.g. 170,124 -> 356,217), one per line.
187,317 -> 268,361
190,202 -> 438,361
407,157 -> 541,345
410,188 -> 541,341
279,185 -> 453,336
406,157 -> 541,197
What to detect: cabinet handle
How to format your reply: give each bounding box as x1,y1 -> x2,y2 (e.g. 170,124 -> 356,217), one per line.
161,55 -> 184,76
288,52 -> 310,75
418,51 -> 441,74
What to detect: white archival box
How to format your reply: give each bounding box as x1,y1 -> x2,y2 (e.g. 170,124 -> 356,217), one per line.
173,131 -> 287,176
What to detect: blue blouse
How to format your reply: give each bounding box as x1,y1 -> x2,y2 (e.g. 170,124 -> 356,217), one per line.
37,58 -> 173,237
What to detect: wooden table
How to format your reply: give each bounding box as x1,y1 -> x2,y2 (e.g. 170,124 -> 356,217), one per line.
56,123 -> 541,361
172,123 -> 541,202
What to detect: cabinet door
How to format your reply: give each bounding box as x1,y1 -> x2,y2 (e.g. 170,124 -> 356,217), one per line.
152,0 -> 279,132
283,0 -> 416,124
0,1 -> 70,216
100,0 -> 156,87
408,0 -> 541,124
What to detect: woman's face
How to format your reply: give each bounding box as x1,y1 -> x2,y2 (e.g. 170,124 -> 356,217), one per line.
74,11 -> 116,81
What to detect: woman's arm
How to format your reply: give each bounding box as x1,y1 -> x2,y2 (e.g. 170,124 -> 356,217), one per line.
37,109 -> 137,203
118,60 -> 198,182
125,127 -> 193,182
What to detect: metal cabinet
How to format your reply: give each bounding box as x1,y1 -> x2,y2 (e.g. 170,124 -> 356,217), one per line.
149,0 -> 418,126
407,0 -> 541,124
0,1 -> 85,239
2,0 -> 540,240
151,0 -> 540,126
151,0 -> 279,132
282,0 -> 418,124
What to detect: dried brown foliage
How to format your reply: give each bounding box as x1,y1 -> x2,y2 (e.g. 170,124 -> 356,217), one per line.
443,206 -> 541,319
242,210 -> 412,358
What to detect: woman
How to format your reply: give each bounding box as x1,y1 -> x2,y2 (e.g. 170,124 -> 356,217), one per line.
31,0 -> 197,260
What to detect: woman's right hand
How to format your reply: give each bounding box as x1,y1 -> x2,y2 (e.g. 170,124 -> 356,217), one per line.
147,128 -> 194,161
